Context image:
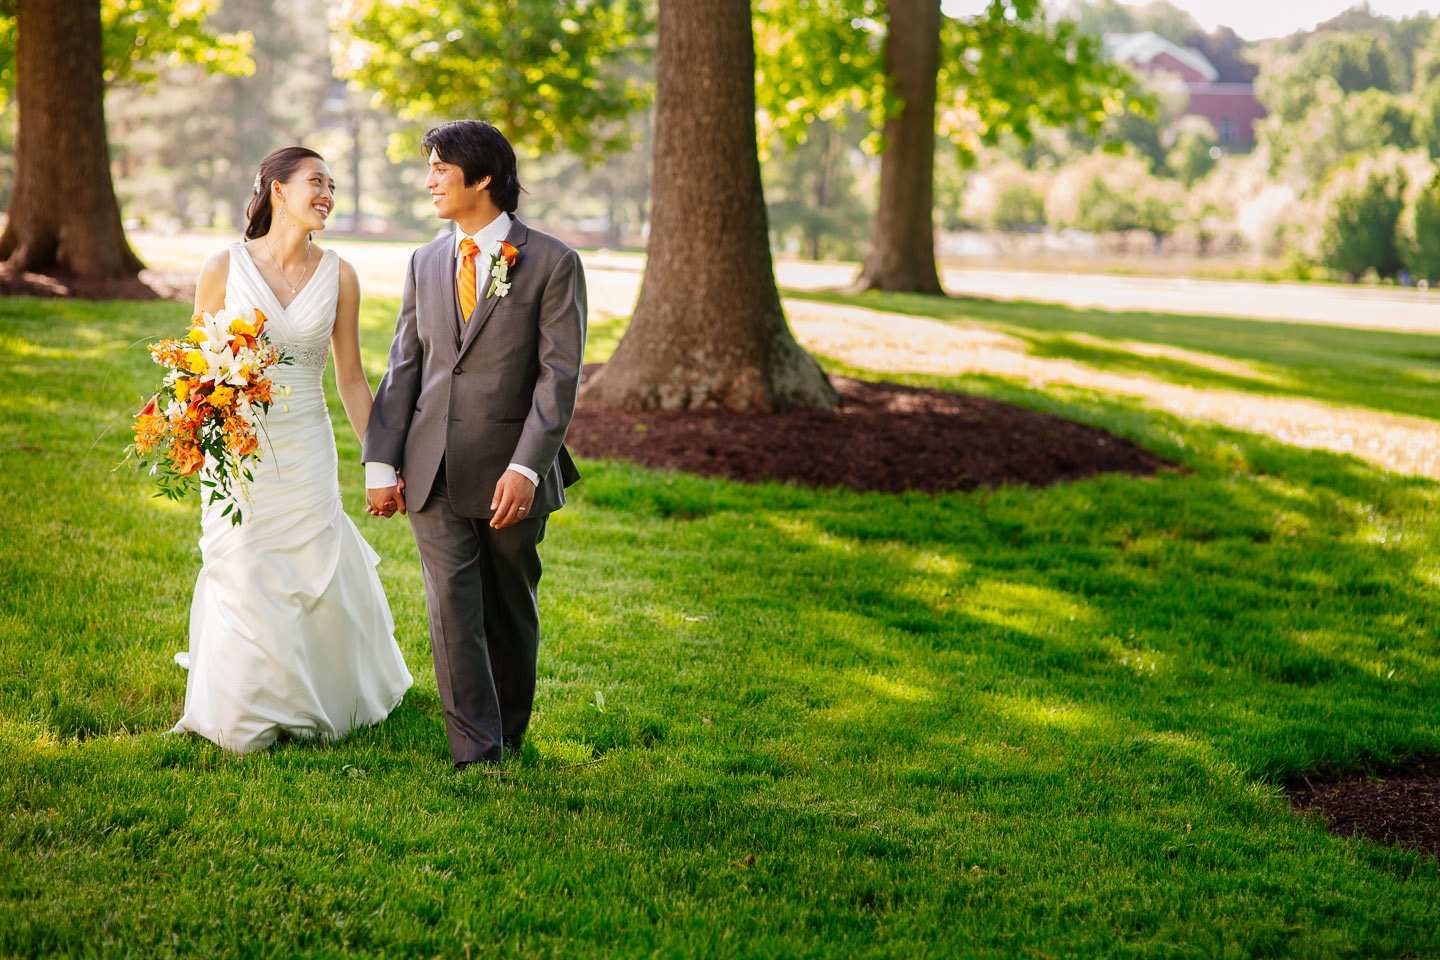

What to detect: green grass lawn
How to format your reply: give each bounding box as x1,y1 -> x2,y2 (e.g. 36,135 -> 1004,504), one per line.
788,287 -> 1440,421
2,293 -> 1439,958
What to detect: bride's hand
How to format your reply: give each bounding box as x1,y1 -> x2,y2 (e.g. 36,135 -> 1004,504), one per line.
366,480 -> 406,518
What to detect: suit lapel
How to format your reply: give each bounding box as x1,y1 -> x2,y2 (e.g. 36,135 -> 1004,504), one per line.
429,237 -> 465,350
458,217 -> 531,360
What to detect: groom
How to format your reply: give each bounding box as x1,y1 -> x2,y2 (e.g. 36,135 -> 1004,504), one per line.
363,120 -> 586,768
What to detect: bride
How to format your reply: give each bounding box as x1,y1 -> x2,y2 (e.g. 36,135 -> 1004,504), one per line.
171,146 -> 413,753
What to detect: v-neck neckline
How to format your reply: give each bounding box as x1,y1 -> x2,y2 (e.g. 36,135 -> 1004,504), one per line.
238,242 -> 325,315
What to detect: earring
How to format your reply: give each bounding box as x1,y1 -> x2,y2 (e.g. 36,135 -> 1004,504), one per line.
279,197 -> 287,223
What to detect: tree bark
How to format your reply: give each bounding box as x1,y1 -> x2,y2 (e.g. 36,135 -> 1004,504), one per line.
580,0 -> 836,412
0,0 -> 146,281
855,0 -> 944,294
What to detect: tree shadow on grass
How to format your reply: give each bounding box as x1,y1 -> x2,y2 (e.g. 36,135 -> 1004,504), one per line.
787,287 -> 1440,421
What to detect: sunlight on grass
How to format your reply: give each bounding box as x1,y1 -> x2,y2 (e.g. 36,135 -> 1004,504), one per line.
996,694 -> 1108,734
965,578 -> 1092,633
844,669 -> 931,703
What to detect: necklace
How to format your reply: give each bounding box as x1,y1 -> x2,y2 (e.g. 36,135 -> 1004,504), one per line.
262,236 -> 314,295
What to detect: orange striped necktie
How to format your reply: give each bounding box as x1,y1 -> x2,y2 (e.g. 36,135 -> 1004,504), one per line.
458,237 -> 479,321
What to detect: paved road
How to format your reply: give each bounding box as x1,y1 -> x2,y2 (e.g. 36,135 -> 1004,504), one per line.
130,233 -> 1440,335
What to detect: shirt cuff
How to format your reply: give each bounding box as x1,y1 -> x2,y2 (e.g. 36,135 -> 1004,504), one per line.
365,461 -> 398,489
506,462 -> 540,486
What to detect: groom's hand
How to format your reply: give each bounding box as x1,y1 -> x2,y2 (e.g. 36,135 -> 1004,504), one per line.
490,469 -> 536,529
366,476 -> 407,518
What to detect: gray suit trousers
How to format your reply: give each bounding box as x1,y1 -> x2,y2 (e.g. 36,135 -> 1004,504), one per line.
409,467 -> 545,765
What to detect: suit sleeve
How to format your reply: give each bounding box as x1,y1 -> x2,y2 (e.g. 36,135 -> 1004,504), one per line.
511,247 -> 586,477
362,252 -> 423,470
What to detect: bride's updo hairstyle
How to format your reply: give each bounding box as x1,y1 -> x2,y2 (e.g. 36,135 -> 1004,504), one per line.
245,146 -> 326,239
421,120 -> 523,213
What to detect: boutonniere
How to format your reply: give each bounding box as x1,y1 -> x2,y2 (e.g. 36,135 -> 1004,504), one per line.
485,240 -> 521,298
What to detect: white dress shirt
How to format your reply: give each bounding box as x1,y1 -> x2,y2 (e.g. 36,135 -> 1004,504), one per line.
365,211 -> 540,491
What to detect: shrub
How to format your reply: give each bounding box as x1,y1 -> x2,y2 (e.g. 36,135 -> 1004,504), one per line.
1320,168 -> 1407,279
1073,175 -> 1138,234
993,183 -> 1047,231
1404,176 -> 1440,282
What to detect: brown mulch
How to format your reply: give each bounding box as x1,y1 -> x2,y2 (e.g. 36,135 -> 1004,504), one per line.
1287,756 -> 1440,859
568,367 -> 1172,494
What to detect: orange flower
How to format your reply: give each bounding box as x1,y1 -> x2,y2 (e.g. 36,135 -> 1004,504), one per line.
227,432 -> 259,456
498,240 -> 520,268
132,413 -> 167,453
208,384 -> 235,409
170,444 -> 205,476
245,379 -> 273,405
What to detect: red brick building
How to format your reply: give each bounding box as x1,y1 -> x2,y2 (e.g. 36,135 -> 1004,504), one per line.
1104,32 -> 1267,146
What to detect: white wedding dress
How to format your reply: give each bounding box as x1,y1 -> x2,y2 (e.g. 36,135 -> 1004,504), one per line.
171,243 -> 413,754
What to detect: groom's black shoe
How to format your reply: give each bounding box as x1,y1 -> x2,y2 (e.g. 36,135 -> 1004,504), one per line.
502,735 -> 523,756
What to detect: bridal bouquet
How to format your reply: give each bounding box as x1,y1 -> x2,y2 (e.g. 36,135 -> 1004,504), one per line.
127,307 -> 289,525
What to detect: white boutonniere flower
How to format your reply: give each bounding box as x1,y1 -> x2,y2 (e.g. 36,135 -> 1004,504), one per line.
484,239 -> 521,298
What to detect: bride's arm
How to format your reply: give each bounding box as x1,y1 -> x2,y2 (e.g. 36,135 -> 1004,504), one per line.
331,258 -> 374,445
194,249 -> 229,315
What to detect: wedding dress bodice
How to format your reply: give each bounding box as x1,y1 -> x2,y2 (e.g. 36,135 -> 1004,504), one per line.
226,242 -> 339,377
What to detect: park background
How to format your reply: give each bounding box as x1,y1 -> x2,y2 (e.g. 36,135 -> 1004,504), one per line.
3,0 -> 1440,957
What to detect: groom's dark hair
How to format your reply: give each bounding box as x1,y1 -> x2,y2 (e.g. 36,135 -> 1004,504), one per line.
422,120 -> 523,213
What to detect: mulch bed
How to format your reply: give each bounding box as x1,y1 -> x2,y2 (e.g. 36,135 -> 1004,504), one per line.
1287,756 -> 1440,859
567,366 -> 1172,494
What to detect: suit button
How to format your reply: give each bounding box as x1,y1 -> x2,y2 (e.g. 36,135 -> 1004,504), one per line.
453,366 -> 463,375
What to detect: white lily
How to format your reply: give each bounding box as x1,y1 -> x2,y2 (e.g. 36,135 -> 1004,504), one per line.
196,311 -> 235,350
196,341 -> 233,385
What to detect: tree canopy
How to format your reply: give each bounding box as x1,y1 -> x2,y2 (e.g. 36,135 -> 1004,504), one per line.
0,0 -> 253,106
333,0 -> 651,158
754,0 -> 1142,165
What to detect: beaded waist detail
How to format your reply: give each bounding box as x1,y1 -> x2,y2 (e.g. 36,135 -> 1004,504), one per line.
280,341 -> 330,369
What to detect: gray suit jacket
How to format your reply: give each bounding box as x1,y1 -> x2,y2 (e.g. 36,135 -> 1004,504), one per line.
364,217 -> 586,518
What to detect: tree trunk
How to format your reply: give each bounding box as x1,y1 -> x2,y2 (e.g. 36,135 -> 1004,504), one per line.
350,111 -> 363,233
580,0 -> 836,412
0,0 -> 146,281
855,0 -> 943,294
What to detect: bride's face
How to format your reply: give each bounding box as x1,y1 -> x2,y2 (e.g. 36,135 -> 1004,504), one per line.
275,159 -> 336,232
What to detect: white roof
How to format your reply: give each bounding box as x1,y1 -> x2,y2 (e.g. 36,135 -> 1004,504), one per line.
1103,31 -> 1219,83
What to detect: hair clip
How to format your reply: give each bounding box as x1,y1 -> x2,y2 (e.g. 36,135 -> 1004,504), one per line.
252,171 -> 263,194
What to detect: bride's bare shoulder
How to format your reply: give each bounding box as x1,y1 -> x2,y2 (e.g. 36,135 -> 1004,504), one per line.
195,247 -> 235,311
199,246 -> 236,280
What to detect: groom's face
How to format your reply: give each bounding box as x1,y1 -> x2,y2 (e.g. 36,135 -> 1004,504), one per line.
426,148 -> 490,222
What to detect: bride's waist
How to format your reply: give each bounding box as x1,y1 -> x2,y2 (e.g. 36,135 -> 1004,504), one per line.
268,366 -> 325,393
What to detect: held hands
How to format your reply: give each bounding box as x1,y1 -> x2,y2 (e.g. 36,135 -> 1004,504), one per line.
490,469 -> 536,529
366,476 -> 406,518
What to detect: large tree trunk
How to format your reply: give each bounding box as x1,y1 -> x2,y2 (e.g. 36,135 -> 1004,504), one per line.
0,0 -> 146,281
856,0 -> 943,294
580,0 -> 836,412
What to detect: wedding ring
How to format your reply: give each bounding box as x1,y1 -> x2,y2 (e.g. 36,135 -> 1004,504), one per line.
518,507 -> 527,512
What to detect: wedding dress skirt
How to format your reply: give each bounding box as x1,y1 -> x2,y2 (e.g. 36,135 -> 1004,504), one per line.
171,244 -> 413,753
